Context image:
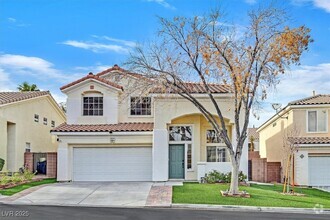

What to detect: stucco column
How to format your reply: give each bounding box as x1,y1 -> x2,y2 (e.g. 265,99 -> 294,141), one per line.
57,141 -> 71,181
152,129 -> 168,181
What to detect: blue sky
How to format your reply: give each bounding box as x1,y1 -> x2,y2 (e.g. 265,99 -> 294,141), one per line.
1,0 -> 330,126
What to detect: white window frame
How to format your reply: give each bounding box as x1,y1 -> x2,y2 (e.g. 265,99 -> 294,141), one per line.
34,114 -> 39,122
82,94 -> 104,116
43,117 -> 47,125
128,96 -> 153,117
306,109 -> 328,133
206,129 -> 228,162
168,124 -> 194,173
25,142 -> 31,152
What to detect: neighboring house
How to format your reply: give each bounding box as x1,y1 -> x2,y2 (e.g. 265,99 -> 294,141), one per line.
51,64 -> 248,182
257,94 -> 330,187
248,127 -> 259,151
0,91 -> 66,172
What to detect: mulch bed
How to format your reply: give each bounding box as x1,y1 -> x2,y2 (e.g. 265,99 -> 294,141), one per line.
220,190 -> 251,198
0,179 -> 43,190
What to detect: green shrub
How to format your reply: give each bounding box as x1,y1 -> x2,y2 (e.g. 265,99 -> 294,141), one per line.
203,170 -> 247,183
0,173 -> 11,186
22,168 -> 35,181
11,173 -> 23,184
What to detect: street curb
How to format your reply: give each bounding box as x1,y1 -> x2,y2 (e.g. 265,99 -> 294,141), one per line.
171,203 -> 330,215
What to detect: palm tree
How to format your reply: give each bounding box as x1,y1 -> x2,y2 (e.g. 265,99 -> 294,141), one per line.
17,82 -> 39,91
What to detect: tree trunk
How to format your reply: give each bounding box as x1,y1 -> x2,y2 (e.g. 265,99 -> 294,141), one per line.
229,159 -> 240,195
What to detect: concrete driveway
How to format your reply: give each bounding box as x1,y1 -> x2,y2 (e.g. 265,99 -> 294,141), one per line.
11,182 -> 153,207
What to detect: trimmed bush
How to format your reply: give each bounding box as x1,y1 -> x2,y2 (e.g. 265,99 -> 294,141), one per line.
203,170 -> 247,184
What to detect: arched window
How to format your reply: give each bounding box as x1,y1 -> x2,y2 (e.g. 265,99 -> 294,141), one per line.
82,92 -> 103,116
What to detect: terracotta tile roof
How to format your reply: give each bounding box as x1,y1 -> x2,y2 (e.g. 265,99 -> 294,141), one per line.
248,128 -> 259,141
60,72 -> 123,91
0,91 -> 50,105
150,82 -> 233,94
51,122 -> 154,132
289,137 -> 330,145
96,64 -> 146,79
289,94 -> 330,105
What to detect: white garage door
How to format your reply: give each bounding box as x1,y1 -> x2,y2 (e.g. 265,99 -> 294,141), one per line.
309,156 -> 330,186
73,147 -> 152,181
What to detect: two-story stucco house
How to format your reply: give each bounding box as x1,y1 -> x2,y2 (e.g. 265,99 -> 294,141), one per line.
51,65 -> 248,182
257,94 -> 330,188
0,91 -> 66,172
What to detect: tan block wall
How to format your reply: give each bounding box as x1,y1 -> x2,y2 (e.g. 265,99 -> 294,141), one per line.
24,152 -> 33,171
46,153 -> 57,178
24,152 -> 57,178
252,158 -> 267,182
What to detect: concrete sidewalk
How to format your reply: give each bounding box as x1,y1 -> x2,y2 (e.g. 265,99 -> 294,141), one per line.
172,203 -> 330,215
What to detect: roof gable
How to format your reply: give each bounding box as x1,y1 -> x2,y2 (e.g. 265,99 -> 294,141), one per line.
289,94 -> 330,105
60,72 -> 123,91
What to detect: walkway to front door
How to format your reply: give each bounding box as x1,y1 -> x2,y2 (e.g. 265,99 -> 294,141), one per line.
169,144 -> 185,179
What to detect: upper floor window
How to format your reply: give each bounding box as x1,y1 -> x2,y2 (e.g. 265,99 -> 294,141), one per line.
51,120 -> 55,128
83,96 -> 103,116
130,97 -> 151,116
307,110 -> 327,132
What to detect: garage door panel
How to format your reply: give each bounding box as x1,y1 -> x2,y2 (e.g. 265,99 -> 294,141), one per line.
73,147 -> 152,181
309,156 -> 330,186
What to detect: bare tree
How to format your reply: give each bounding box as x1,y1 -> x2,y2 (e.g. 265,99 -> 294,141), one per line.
282,124 -> 300,193
127,4 -> 312,194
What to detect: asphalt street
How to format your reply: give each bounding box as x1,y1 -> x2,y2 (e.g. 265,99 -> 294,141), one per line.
0,204 -> 329,220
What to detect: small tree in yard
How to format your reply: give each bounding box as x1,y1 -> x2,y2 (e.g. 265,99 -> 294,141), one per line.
127,4 -> 312,194
283,125 -> 301,194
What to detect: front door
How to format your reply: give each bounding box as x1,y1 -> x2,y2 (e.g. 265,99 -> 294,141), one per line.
169,144 -> 185,179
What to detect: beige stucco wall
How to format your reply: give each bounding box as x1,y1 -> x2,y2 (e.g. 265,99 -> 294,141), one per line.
292,108 -> 330,137
259,109 -> 294,162
259,106 -> 330,185
0,96 -> 66,171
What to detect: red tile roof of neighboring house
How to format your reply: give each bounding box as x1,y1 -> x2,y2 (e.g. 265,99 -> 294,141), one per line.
289,137 -> 330,145
60,72 -> 123,91
289,94 -> 330,105
150,82 -> 233,94
51,122 -> 154,132
0,91 -> 50,105
248,128 -> 259,141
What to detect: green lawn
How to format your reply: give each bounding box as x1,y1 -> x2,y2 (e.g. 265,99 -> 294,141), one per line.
0,178 -> 57,196
173,183 -> 330,208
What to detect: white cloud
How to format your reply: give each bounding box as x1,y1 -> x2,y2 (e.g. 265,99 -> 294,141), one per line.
7,17 -> 30,27
91,35 -> 137,48
61,40 -> 130,54
0,68 -> 16,91
146,0 -> 176,10
250,63 -> 330,127
314,0 -> 330,12
291,0 -> 330,13
7,17 -> 16,23
0,54 -> 82,83
244,0 -> 257,5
